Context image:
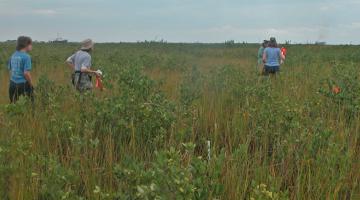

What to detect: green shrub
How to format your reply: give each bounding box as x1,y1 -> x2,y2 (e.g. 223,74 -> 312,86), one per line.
114,143 -> 224,200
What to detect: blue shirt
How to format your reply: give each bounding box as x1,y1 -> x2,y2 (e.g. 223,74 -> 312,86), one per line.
264,47 -> 281,67
66,50 -> 92,71
8,51 -> 32,83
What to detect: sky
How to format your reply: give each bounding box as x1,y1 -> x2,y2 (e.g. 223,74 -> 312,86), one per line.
1,0 -> 360,44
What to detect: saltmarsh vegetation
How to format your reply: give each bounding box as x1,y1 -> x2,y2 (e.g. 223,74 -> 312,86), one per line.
0,42 -> 359,199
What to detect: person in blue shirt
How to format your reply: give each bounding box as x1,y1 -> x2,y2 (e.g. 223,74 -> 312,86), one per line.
262,37 -> 285,75
8,36 -> 34,103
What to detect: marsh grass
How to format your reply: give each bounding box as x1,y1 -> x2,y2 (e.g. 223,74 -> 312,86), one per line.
0,42 -> 359,199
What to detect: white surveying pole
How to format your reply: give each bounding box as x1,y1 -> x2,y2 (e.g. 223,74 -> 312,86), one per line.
207,140 -> 211,161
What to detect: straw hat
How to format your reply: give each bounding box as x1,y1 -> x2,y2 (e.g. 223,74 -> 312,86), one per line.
80,39 -> 94,50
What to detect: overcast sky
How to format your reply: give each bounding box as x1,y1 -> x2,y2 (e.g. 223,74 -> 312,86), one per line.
1,0 -> 360,44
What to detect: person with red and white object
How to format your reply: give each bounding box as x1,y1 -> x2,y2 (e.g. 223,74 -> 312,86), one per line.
66,39 -> 102,92
281,47 -> 287,57
280,47 -> 287,65
262,37 -> 286,75
95,70 -> 104,91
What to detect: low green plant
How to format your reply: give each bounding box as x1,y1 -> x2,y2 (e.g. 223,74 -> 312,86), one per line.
114,143 -> 224,200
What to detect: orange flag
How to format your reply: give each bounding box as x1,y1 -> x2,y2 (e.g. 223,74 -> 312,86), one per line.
95,76 -> 103,90
281,47 -> 287,56
332,86 -> 341,94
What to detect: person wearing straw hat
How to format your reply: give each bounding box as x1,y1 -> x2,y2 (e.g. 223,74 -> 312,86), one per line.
66,39 -> 101,92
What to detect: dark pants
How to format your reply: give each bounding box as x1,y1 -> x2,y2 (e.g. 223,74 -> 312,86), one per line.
9,81 -> 34,103
264,65 -> 280,75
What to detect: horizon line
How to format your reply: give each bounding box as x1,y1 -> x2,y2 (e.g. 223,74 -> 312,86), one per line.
1,40 -> 358,46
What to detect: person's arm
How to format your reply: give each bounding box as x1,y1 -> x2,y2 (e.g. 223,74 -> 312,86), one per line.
65,54 -> 75,70
24,71 -> 33,87
80,55 -> 101,76
81,66 -> 99,75
262,49 -> 267,64
24,56 -> 33,87
280,52 -> 286,61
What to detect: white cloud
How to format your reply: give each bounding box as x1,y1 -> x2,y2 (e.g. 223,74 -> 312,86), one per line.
350,22 -> 360,29
0,8 -> 59,16
320,6 -> 330,11
339,22 -> 360,29
31,9 -> 58,15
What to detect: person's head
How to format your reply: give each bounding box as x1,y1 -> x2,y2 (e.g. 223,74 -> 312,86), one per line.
80,39 -> 94,52
268,37 -> 278,48
262,40 -> 269,48
16,36 -> 32,52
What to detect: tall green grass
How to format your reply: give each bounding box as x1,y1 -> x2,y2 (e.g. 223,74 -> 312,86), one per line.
0,42 -> 359,199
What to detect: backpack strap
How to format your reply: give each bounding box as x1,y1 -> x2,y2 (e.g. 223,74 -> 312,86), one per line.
75,71 -> 82,89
